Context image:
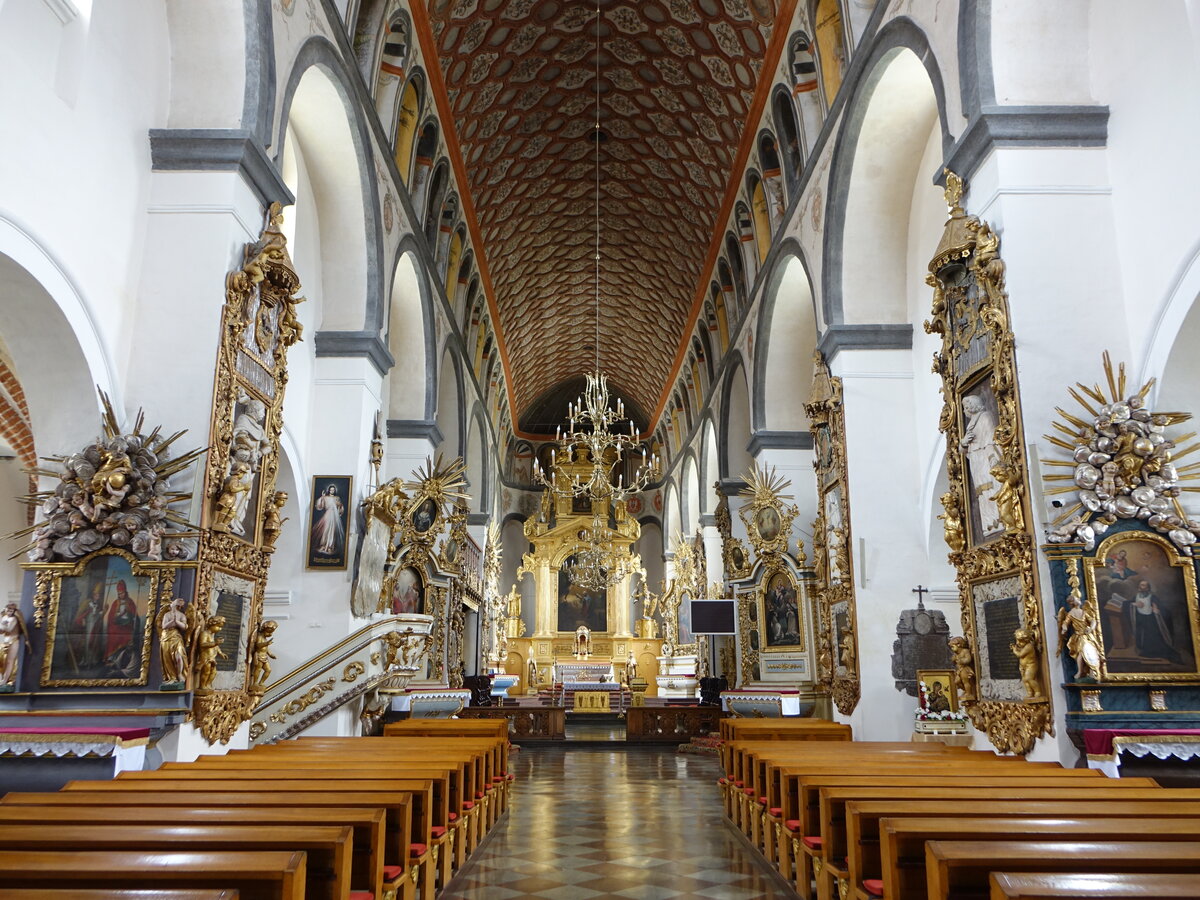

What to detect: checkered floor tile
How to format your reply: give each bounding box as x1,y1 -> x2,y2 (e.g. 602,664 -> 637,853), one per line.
442,746 -> 796,899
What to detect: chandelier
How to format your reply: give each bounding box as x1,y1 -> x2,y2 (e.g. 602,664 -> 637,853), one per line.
529,2 -> 659,590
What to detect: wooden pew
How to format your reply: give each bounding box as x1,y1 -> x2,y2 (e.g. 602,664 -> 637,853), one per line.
882,817 -> 1200,900
0,825 -> 350,900
989,871 -> 1200,899
925,841 -> 1200,900
0,893 -> 239,900
0,850 -> 306,900
0,792 -> 416,900
847,798 -> 1200,900
0,807 -> 385,900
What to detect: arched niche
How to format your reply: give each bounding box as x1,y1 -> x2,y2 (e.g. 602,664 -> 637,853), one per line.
435,347 -> 463,459
422,160 -> 450,245
758,133 -> 786,229
772,87 -> 804,189
393,71 -> 423,183
701,419 -> 720,515
386,246 -> 432,421
735,201 -> 760,282
682,454 -> 701,536
372,8 -> 412,135
747,172 -> 773,262
721,358 -> 753,479
636,517 -> 665,598
813,0 -> 848,106
664,482 -> 681,544
755,248 -> 817,432
410,120 -> 439,214
280,58 -> 374,333
501,514 -> 534,634
465,408 -> 486,513
787,29 -> 822,150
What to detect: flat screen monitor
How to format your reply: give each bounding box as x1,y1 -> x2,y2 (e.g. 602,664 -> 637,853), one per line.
690,599 -> 737,635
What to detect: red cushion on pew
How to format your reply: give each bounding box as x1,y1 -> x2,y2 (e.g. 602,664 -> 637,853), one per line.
863,879 -> 884,897
448,812 -> 458,822
475,791 -> 484,799
785,819 -> 801,832
485,784 -> 495,791
431,826 -> 447,838
462,801 -> 475,810
758,796 -> 767,804
382,865 -> 404,881
733,781 -> 744,788
410,843 -> 428,858
492,776 -> 504,782
802,836 -> 823,850
349,893 -> 374,900
506,773 -> 515,781
769,807 -> 782,817
743,788 -> 755,796
718,777 -> 727,785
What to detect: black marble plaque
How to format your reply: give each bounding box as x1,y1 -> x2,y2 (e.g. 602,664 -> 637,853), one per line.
983,595 -> 1021,681
214,589 -> 247,673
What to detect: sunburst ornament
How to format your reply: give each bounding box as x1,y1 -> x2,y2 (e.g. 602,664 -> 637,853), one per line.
403,455 -> 469,515
739,464 -> 793,505
738,464 -> 799,561
1043,352 -> 1200,552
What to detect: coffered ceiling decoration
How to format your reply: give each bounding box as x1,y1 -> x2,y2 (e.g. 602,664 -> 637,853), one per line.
425,0 -> 778,431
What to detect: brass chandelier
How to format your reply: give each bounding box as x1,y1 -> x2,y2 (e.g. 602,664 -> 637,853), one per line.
531,0 -> 659,590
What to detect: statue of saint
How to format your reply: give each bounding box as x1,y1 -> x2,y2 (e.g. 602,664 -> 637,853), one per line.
960,394 -> 1003,535
157,597 -> 191,689
0,604 -> 31,692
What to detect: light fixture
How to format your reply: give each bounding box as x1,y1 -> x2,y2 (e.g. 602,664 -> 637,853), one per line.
529,2 -> 660,591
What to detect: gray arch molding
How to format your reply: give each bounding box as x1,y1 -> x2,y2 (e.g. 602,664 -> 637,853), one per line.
752,237 -> 818,433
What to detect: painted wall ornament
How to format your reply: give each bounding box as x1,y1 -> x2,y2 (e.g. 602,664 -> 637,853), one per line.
925,170 -> 1050,754
805,351 -> 859,713
13,391 -> 202,566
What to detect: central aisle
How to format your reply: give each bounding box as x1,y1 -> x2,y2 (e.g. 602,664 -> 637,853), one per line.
443,745 -> 797,899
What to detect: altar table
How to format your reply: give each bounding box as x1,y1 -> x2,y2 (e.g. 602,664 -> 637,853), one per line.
0,727 -> 150,773
1084,728 -> 1200,777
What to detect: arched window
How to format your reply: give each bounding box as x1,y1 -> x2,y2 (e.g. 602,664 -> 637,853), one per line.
788,30 -> 823,146
451,249 -> 474,315
422,160 -> 449,244
724,236 -> 748,306
709,285 -> 730,352
374,10 -> 412,132
434,193 -> 458,267
772,88 -> 803,188
813,0 -> 847,106
410,121 -> 439,215
735,201 -> 760,280
747,172 -> 773,261
758,134 -> 785,232
393,72 -> 423,183
443,226 -> 464,302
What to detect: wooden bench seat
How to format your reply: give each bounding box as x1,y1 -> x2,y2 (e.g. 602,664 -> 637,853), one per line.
0,807 -> 385,900
0,850 -> 306,900
0,825 -> 350,900
925,841 -> 1200,900
989,871 -> 1200,899
0,891 -> 240,900
847,799 -> 1200,900
1,792 -> 416,900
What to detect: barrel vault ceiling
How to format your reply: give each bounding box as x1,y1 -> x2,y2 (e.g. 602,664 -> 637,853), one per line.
423,0 -> 780,433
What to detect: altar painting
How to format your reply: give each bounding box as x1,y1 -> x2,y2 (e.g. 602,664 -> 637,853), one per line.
389,566 -> 425,615
1087,534 -> 1199,678
763,569 -> 802,649
679,590 -> 693,644
558,558 -> 607,632
44,552 -> 157,686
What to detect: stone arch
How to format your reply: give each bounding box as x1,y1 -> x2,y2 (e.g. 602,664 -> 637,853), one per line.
372,6 -> 412,134
277,39 -> 383,333
385,238 -> 435,421
410,119 -> 439,216
700,416 -> 720,515
725,233 -> 749,304
754,241 -> 818,432
772,86 -> 804,189
664,480 -> 680,543
719,354 -> 753,480
822,19 -> 951,326
465,404 -> 488,513
734,201 -> 759,282
758,132 -> 786,229
435,346 -> 464,459
680,452 -> 700,536
422,159 -> 450,245
787,28 -> 822,149
812,0 -> 849,106
393,69 -> 424,183
1142,239 -> 1200,402
746,171 -> 773,262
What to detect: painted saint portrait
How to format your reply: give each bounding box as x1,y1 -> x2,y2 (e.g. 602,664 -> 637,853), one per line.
755,505 -> 782,542
557,558 -> 607,632
412,498 -> 437,534
959,379 -> 1004,545
390,566 -> 424,616
1092,536 -> 1198,676
679,590 -> 694,645
764,570 -> 801,648
918,669 -> 957,714
823,485 -> 847,585
45,553 -> 154,685
306,476 -> 352,569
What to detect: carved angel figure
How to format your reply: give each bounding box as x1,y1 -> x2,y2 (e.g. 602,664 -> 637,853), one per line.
839,628 -> 856,671
990,462 -> 1026,534
948,635 -> 977,701
0,603 -> 31,691
938,491 -> 966,553
249,620 -> 278,691
1057,593 -> 1103,681
194,615 -> 229,691
157,597 -> 193,689
1010,628 -> 1045,701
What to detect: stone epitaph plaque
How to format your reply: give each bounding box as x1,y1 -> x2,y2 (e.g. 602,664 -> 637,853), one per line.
891,601 -> 953,697
984,595 -> 1021,682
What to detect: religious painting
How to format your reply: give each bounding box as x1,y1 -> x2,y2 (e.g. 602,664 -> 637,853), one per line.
42,551 -> 158,687
679,590 -> 694,645
813,422 -> 834,484
512,440 -> 534,485
208,569 -> 254,692
571,494 -> 592,516
557,559 -> 607,633
1086,533 -> 1200,680
823,484 -> 847,585
831,599 -> 853,676
388,566 -> 425,616
305,476 -> 352,569
755,505 -> 782,542
762,569 -> 802,649
411,498 -> 438,534
959,378 -> 1004,546
917,669 -> 958,714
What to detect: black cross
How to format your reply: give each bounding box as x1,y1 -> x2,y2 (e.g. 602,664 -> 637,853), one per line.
912,585 -> 930,609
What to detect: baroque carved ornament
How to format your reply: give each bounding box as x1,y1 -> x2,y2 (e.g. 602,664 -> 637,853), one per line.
925,171 -> 1051,755
805,351 -> 859,714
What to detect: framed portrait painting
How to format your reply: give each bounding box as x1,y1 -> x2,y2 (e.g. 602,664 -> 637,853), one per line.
388,565 -> 425,615
42,550 -> 160,687
306,475 -> 352,569
762,568 -> 802,650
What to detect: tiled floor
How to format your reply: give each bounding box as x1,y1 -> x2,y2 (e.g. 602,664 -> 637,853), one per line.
442,745 -> 797,899
565,714 -> 626,742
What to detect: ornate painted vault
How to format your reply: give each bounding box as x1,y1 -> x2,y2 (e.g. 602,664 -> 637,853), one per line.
425,0 -> 779,423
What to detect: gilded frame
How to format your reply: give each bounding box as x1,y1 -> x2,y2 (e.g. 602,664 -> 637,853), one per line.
925,171 -> 1051,755
805,351 -> 859,713
39,548 -> 171,688
759,563 -> 804,653
1084,531 -> 1200,682
737,582 -> 761,685
304,475 -> 353,570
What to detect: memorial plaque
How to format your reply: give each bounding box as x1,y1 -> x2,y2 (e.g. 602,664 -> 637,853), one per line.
214,589 -> 247,672
983,595 -> 1021,681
